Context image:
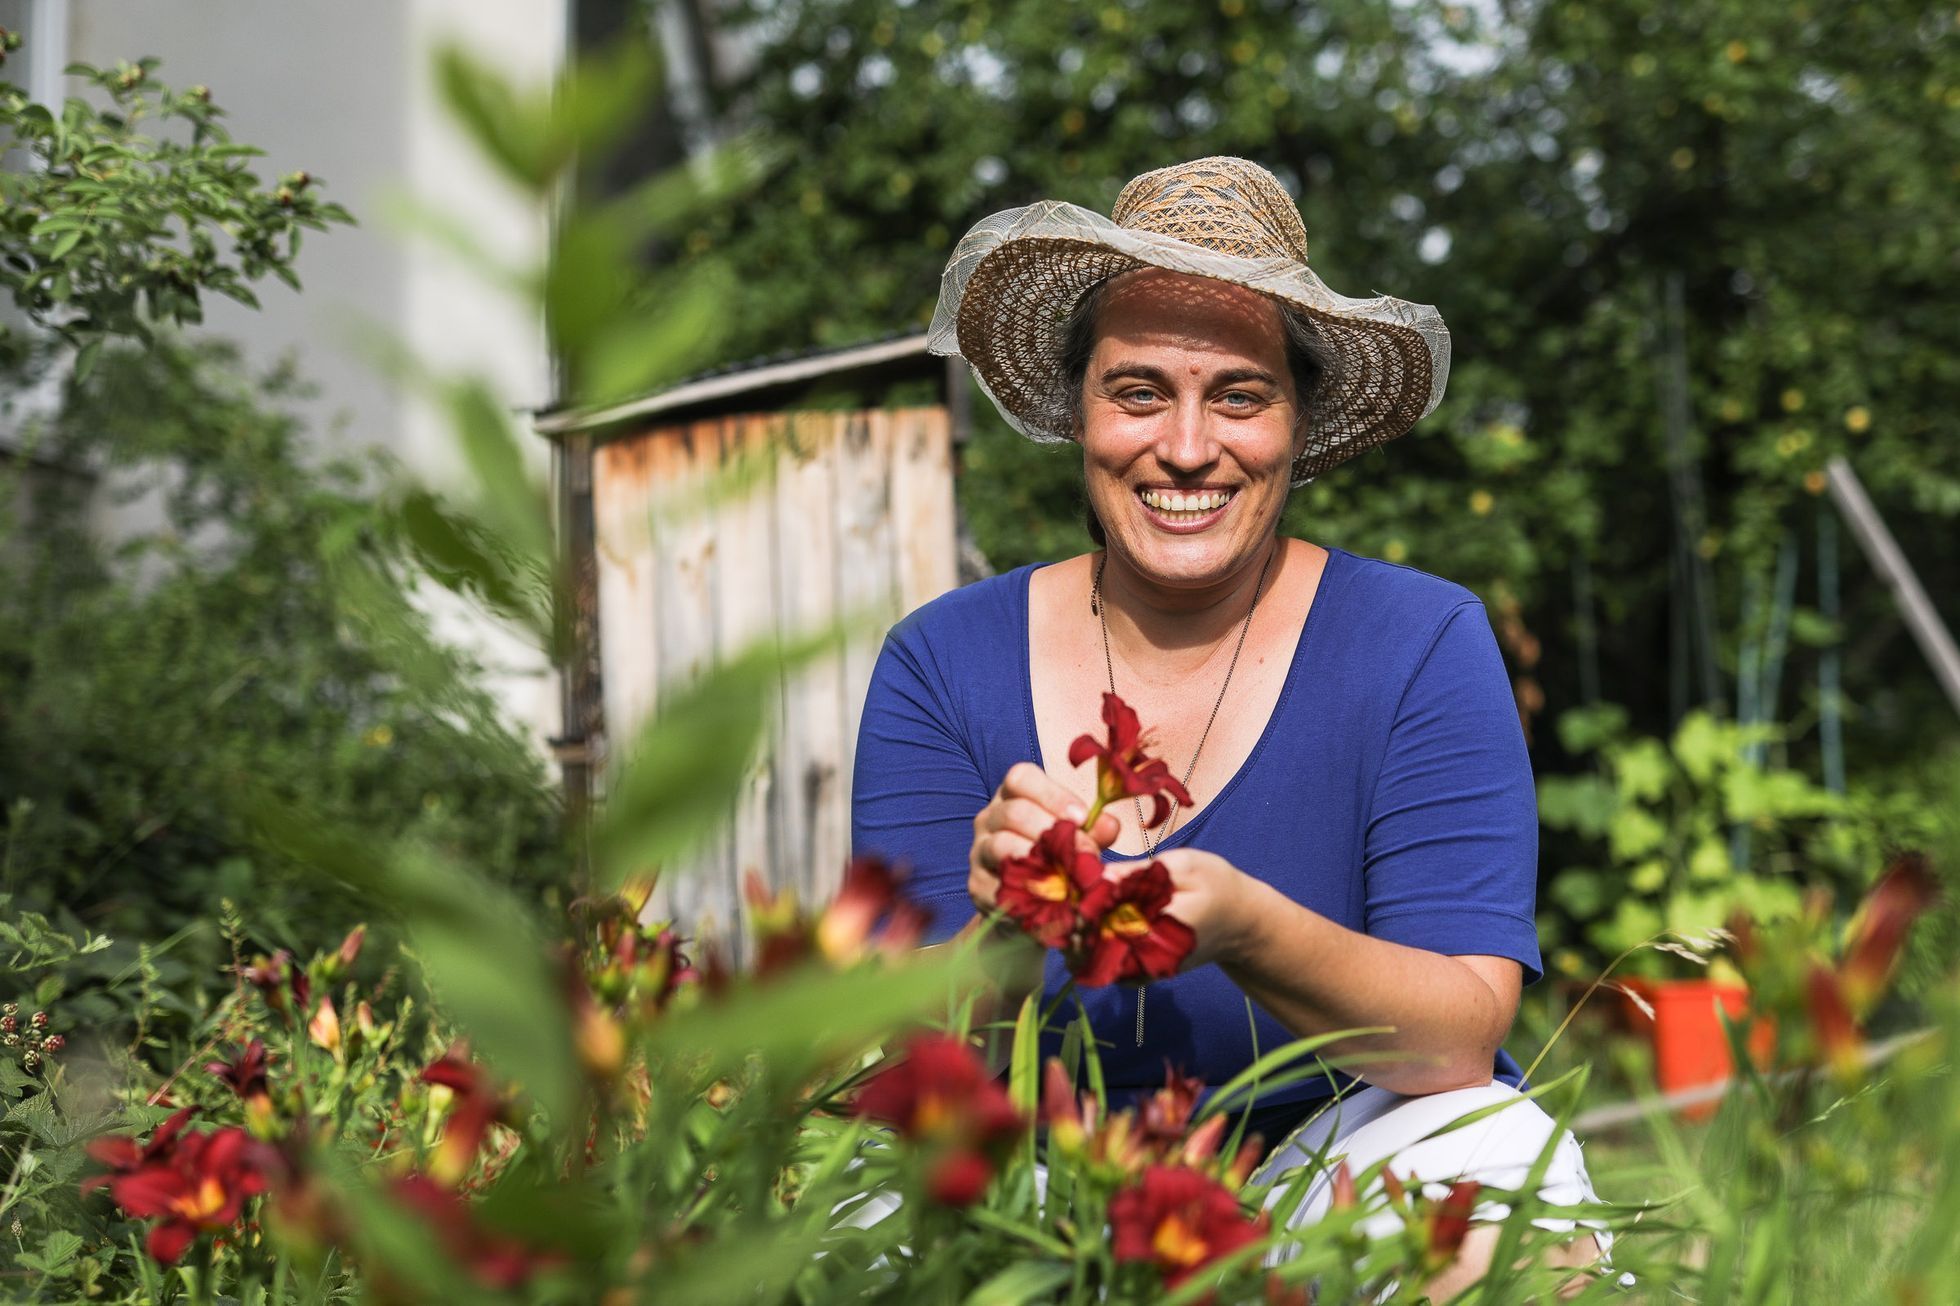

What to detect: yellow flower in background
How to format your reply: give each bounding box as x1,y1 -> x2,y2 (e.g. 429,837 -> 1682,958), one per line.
1781,387 -> 1806,412
1469,489 -> 1495,516
1726,40 -> 1749,63
1844,405 -> 1871,434
362,724 -> 393,748
1384,539 -> 1409,563
1805,470 -> 1828,495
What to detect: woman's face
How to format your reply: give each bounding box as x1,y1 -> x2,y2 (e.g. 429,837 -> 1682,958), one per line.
1078,268 -> 1305,594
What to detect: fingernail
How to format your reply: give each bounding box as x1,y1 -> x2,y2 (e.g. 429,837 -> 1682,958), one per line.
1065,804 -> 1086,823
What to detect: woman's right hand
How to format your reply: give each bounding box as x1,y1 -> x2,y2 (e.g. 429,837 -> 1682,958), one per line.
968,762 -> 1120,912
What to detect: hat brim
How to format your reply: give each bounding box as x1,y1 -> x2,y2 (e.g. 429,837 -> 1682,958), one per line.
924,200 -> 1451,483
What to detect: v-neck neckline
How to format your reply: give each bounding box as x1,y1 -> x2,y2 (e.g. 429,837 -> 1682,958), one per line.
1019,544 -> 1348,859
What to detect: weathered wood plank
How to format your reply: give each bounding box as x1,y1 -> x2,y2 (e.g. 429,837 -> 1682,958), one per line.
652,422 -> 735,940
831,410 -> 900,902
889,406 -> 960,618
714,416 -> 782,949
771,411 -> 849,904
593,438 -> 661,749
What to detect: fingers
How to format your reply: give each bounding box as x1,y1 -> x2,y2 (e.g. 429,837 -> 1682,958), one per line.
998,761 -> 1088,825
967,829 -> 1029,910
979,796 -> 1057,841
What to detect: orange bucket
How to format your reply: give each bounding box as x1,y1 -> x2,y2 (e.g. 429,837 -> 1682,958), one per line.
1619,979 -> 1774,1120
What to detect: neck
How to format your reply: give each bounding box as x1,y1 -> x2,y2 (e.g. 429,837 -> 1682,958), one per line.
1097,536 -> 1283,672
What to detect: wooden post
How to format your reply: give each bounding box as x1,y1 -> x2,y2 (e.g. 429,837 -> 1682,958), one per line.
1825,456 -> 1960,719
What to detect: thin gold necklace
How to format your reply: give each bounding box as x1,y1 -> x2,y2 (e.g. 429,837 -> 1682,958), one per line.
1091,541 -> 1279,1045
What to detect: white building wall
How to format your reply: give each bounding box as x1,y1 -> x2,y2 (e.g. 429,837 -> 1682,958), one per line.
62,0 -> 569,753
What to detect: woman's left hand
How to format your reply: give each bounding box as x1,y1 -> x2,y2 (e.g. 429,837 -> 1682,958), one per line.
1107,847 -> 1272,972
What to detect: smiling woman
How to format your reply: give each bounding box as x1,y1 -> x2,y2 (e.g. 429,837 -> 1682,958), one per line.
853,158 -> 1616,1293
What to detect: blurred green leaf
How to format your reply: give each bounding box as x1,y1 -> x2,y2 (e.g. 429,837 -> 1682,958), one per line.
644,948 -> 981,1080
441,378 -> 553,569
593,628 -> 848,890
396,489 -> 549,637
433,44 -> 560,192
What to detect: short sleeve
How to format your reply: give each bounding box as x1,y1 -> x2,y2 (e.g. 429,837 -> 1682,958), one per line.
850,629 -> 992,945
1362,600 -> 1542,983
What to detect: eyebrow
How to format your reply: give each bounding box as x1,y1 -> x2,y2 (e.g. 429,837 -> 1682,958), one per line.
1098,361 -> 1284,390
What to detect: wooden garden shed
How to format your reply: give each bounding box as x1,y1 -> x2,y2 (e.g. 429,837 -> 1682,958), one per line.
534,334 -> 977,941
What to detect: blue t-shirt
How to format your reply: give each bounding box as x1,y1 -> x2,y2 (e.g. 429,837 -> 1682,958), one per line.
849,544 -> 1539,1119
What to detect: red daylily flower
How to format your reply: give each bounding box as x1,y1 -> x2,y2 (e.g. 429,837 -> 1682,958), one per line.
1423,1179 -> 1483,1266
420,1051 -> 509,1186
1840,852 -> 1937,1014
745,860 -> 932,976
1075,860 -> 1197,987
998,819 -> 1106,949
83,1106 -> 199,1186
1138,1068 -> 1205,1148
83,1116 -> 277,1265
1111,1163 -> 1268,1287
818,855 -> 930,962
237,950 -> 309,1020
1805,960 -> 1863,1081
1070,693 -> 1195,830
205,1040 -> 271,1105
854,1033 -> 1025,1206
391,1173 -> 557,1289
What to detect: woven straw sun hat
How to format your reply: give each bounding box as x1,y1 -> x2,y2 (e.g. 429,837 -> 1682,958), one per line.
925,156 -> 1451,484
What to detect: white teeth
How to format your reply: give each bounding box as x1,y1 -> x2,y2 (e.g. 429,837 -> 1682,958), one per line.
1139,489 -> 1231,513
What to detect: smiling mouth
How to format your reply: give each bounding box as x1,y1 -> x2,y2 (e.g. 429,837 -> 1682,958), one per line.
1136,487 -> 1236,523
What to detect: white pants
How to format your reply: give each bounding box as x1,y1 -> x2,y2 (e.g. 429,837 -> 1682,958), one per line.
1251,1080 -> 1614,1259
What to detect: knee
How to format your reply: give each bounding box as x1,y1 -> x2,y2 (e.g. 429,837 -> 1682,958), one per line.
1423,1226 -> 1604,1303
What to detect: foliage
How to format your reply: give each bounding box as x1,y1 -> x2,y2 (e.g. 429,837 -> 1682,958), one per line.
0,52 -> 351,381
0,55 -> 560,1042
0,339 -> 562,988
1534,702 -> 1932,974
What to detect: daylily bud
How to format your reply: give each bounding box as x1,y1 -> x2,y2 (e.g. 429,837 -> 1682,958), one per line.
307,998 -> 341,1054
1839,852 -> 1936,1015
1381,1168 -> 1407,1205
1176,1113 -> 1228,1167
1042,1060 -> 1088,1155
573,990 -> 627,1080
1329,1159 -> 1357,1211
336,924 -> 367,971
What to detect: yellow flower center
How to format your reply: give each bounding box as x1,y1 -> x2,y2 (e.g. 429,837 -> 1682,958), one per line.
1031,871 -> 1071,903
1105,903 -> 1150,939
914,1093 -> 954,1136
173,1176 -> 230,1223
1152,1213 -> 1210,1268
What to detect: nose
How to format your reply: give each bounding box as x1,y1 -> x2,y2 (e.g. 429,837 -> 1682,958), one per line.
1154,397 -> 1220,474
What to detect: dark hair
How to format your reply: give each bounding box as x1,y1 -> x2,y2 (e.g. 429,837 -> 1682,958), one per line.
1060,279 -> 1334,546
